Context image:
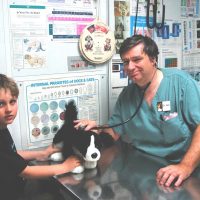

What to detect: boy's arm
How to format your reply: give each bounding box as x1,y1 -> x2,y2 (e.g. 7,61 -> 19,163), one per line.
17,145 -> 60,161
20,156 -> 81,178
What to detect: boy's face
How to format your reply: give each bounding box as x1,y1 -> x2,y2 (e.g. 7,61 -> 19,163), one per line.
0,89 -> 18,128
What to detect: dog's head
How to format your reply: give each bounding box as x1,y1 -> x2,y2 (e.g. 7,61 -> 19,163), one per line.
73,134 -> 101,162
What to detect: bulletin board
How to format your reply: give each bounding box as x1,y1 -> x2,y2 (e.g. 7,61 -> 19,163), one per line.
1,0 -> 110,149
7,1 -> 97,77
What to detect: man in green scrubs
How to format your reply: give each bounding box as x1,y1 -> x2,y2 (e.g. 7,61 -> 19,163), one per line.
75,35 -> 200,187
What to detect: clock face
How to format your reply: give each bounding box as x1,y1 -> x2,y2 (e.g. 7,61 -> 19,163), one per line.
79,20 -> 116,64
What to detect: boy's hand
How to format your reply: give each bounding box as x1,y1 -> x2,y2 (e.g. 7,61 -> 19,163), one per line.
63,156 -> 82,172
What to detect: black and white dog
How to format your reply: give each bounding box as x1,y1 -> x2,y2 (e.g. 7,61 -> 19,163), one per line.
50,100 -> 114,173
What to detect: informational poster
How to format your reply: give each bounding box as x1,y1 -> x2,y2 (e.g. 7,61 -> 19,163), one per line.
130,16 -> 153,37
114,0 -> 131,54
182,18 -> 200,77
9,5 -> 48,69
20,75 -> 100,149
182,54 -> 200,84
48,11 -> 95,40
109,58 -> 128,115
182,18 -> 200,53
9,5 -> 47,29
8,0 -> 97,74
159,47 -> 181,69
155,20 -> 182,45
46,0 -> 95,40
154,20 -> 182,69
67,56 -> 96,71
181,0 -> 200,18
182,53 -> 200,69
130,0 -> 153,37
114,0 -> 153,53
111,60 -> 128,88
12,33 -> 48,69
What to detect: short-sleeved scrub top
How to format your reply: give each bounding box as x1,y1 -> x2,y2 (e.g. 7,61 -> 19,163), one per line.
108,68 -> 200,162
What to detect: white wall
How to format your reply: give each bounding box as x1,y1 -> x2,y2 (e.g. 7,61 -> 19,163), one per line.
164,0 -> 181,20
0,3 -> 7,74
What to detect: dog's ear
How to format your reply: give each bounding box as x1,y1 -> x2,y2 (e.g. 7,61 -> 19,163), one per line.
64,100 -> 78,126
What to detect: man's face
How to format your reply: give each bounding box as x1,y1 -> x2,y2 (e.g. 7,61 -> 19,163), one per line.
121,43 -> 156,87
0,89 -> 18,128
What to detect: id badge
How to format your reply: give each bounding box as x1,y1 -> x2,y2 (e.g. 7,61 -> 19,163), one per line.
157,101 -> 171,112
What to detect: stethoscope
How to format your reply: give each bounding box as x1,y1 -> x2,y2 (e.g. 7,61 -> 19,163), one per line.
92,82 -> 151,130
78,83 -> 148,131
90,67 -> 158,130
146,0 -> 165,29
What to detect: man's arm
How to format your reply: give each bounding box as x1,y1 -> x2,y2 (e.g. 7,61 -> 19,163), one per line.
156,124 -> 200,187
74,119 -> 120,141
98,126 -> 120,141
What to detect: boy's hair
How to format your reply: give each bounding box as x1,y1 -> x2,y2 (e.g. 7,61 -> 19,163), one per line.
0,74 -> 19,97
119,34 -> 159,62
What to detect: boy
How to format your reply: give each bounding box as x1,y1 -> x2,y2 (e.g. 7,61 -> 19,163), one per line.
0,74 -> 81,199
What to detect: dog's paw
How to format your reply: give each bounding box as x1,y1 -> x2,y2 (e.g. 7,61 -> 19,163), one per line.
50,152 -> 64,162
71,165 -> 84,173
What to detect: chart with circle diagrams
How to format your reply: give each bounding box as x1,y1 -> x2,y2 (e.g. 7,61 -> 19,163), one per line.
25,76 -> 99,145
29,99 -> 71,141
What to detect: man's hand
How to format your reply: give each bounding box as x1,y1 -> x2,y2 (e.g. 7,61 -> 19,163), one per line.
156,163 -> 193,187
74,119 -> 97,132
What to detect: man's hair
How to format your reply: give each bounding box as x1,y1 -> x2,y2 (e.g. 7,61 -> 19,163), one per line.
0,74 -> 19,97
119,35 -> 159,62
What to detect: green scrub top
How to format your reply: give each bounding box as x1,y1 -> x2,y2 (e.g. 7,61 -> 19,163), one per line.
108,68 -> 200,162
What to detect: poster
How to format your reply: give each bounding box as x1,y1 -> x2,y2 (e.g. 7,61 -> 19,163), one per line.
21,75 -> 100,148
